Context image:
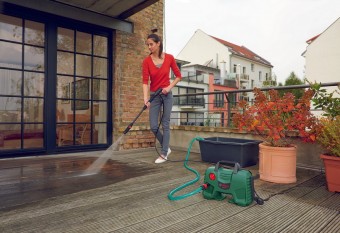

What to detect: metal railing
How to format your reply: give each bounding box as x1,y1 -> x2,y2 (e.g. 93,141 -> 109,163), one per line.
171,82 -> 340,127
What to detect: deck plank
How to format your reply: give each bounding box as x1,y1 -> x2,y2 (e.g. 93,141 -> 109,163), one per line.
0,149 -> 339,233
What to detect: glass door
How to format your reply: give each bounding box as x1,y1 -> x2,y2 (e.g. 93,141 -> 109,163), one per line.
0,14 -> 45,151
56,27 -> 109,147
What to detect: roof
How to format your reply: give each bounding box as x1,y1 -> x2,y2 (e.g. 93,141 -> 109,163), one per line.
2,0 -> 159,33
306,34 -> 320,44
54,0 -> 159,19
211,36 -> 272,67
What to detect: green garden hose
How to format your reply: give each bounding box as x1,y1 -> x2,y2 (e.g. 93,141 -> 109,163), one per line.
168,136 -> 205,201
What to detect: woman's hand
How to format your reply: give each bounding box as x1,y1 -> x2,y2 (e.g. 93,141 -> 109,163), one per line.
144,99 -> 151,108
162,86 -> 171,95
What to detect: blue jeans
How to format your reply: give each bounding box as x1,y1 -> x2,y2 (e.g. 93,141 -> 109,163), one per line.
149,92 -> 173,156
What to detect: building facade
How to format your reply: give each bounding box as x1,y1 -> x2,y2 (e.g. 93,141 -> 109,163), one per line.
303,17 -> 340,95
177,29 -> 273,102
0,0 -> 163,156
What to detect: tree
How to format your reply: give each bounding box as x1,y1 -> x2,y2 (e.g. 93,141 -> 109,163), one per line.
278,72 -> 304,100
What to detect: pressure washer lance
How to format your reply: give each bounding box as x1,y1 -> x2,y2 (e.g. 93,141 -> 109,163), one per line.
123,88 -> 162,135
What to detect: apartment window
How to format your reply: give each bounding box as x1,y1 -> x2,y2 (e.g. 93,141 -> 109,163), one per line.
251,63 -> 254,72
233,64 -> 237,73
178,112 -> 204,126
242,66 -> 246,74
259,71 -> 262,82
251,80 -> 254,88
214,90 -> 224,108
173,86 -> 204,106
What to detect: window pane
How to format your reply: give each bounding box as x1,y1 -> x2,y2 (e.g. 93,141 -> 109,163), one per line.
56,100 -> 68,123
23,124 -> 43,148
93,102 -> 107,122
93,79 -> 107,100
0,41 -> 22,68
0,97 -> 21,121
0,69 -> 21,95
95,123 -> 106,144
25,20 -> 44,46
76,31 -> 91,54
93,57 -> 107,79
76,54 -> 91,77
73,78 -> 89,100
24,72 -> 44,97
58,27 -> 74,51
57,51 -> 74,75
94,35 -> 107,57
23,98 -> 43,122
0,14 -> 22,42
57,75 -> 73,99
24,45 -> 44,71
0,124 -> 21,150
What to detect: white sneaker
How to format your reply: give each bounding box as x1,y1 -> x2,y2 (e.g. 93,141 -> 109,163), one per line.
155,155 -> 167,164
167,148 -> 171,156
154,148 -> 171,164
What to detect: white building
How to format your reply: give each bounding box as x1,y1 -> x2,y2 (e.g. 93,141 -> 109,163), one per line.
176,29 -> 273,102
303,17 -> 340,95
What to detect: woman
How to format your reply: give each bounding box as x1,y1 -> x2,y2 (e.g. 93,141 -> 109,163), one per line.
142,33 -> 182,163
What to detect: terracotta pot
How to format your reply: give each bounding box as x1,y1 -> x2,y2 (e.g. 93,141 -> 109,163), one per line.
259,143 -> 297,184
320,154 -> 340,192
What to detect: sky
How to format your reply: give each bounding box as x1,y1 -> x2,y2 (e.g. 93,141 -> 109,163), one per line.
164,0 -> 340,84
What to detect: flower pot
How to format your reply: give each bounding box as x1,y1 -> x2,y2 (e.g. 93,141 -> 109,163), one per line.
259,143 -> 297,184
320,154 -> 340,192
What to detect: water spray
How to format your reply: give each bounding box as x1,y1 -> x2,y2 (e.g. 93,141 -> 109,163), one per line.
82,88 -> 163,176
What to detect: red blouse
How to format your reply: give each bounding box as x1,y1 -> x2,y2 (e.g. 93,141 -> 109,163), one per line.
142,53 -> 182,92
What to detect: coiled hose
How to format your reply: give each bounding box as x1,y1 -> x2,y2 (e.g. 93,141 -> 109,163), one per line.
168,136 -> 205,201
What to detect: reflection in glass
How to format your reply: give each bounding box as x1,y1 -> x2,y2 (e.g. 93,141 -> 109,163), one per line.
25,20 -> 44,46
94,35 -> 107,57
23,98 -> 44,122
0,70 -> 21,95
57,51 -> 74,75
95,123 -> 107,144
93,79 -> 107,100
23,123 -> 43,148
0,124 -> 21,150
0,41 -> 22,68
76,54 -> 91,77
58,27 -> 74,51
93,102 -> 107,122
56,100 -> 67,123
0,14 -> 22,42
57,75 -> 73,99
24,46 -> 44,71
24,72 -> 44,97
76,31 -> 91,54
0,97 -> 21,121
57,123 -> 74,146
72,100 -> 89,111
93,57 -> 107,79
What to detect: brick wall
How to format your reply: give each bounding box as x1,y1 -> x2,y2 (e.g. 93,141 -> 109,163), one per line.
113,0 -> 164,150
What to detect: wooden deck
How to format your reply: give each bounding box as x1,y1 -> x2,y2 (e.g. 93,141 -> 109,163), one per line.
0,148 -> 339,232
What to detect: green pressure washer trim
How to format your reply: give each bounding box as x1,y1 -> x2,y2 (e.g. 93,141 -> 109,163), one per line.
168,136 -> 205,201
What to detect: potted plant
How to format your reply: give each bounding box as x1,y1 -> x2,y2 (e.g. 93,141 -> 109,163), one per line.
232,88 -> 318,183
310,82 -> 340,192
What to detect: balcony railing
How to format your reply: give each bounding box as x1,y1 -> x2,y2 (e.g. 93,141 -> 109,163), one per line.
173,96 -> 205,107
171,82 -> 339,127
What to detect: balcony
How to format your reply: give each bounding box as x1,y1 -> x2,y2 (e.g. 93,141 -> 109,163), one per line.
173,96 -> 205,108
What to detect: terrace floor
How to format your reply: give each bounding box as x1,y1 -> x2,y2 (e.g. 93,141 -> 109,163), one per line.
0,148 -> 339,232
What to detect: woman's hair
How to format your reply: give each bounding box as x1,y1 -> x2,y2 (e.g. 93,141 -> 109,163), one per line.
147,33 -> 163,59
